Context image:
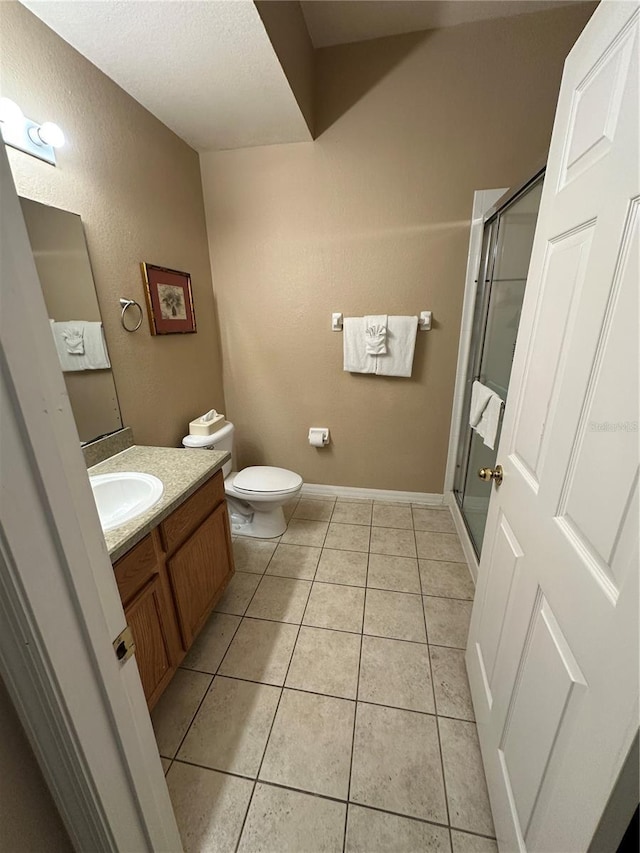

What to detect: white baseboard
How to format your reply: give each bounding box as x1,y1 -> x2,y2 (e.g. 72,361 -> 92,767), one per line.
446,491 -> 480,583
301,483 -> 444,506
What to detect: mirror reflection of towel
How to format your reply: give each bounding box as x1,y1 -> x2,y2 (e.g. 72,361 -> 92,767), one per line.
61,325 -> 85,354
50,320 -> 111,371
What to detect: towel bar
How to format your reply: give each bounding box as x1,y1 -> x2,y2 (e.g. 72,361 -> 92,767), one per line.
332,311 -> 432,331
120,298 -> 143,332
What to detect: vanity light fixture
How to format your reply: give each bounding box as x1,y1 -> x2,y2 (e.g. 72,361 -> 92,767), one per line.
0,97 -> 65,165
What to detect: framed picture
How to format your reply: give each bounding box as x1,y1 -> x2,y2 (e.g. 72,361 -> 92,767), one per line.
140,263 -> 196,335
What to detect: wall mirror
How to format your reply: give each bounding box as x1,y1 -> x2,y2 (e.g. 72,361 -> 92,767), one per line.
20,197 -> 123,443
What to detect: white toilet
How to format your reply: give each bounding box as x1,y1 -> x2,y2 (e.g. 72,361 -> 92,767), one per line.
182,421 -> 302,538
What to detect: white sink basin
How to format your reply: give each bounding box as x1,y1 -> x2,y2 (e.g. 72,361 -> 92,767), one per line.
90,472 -> 164,532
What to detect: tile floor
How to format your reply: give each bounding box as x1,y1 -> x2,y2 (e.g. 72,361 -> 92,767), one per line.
152,495 -> 496,853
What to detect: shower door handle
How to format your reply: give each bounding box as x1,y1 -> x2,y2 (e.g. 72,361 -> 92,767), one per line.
478,465 -> 503,486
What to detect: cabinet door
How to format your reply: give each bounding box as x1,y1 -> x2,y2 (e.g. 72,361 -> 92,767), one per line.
167,503 -> 233,647
125,574 -> 178,708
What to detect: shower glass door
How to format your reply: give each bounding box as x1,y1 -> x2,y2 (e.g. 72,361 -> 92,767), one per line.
453,173 -> 544,556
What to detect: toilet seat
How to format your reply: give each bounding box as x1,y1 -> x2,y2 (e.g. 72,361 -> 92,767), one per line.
233,466 -> 302,495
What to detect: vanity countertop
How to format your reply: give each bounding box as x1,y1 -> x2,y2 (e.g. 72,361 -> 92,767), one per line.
89,445 -> 229,562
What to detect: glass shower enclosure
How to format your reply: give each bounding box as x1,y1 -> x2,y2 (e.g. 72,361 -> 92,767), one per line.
453,171 -> 544,556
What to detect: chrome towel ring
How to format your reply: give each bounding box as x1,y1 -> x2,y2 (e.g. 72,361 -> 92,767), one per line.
120,298 -> 143,332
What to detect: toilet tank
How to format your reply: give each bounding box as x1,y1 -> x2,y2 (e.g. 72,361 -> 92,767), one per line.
183,421 -> 235,477
208,421 -> 235,477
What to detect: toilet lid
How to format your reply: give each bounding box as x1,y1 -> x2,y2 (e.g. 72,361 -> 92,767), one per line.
233,466 -> 302,494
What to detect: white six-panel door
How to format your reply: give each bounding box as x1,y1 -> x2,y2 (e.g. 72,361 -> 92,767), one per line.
466,2 -> 639,850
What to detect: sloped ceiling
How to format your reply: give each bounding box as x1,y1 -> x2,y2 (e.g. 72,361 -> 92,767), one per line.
20,0 -> 313,151
300,0 -> 580,48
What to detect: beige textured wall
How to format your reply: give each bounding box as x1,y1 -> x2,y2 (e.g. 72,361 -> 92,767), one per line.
0,676 -> 72,852
201,3 -> 595,493
1,2 -> 225,448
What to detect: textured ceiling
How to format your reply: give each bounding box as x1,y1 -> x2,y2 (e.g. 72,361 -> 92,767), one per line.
300,0 -> 580,48
20,0 -> 312,151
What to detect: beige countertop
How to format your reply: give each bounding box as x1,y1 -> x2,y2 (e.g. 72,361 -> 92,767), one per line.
89,445 -> 229,562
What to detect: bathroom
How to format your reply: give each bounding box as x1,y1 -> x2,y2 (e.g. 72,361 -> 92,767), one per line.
1,1 -> 638,852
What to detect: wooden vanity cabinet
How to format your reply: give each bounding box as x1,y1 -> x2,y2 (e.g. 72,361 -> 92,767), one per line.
166,503 -> 233,648
113,470 -> 234,709
114,531 -> 181,708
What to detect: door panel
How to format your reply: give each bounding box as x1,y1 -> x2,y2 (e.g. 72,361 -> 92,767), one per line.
476,513 -> 523,702
561,18 -> 636,187
511,223 -> 594,484
466,3 -> 639,851
499,594 -> 586,838
555,201 -> 639,592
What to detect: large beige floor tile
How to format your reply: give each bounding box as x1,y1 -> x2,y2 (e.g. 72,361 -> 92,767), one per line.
303,582 -> 365,633
286,626 -> 361,699
430,645 -> 475,721
151,669 -> 211,758
350,703 -> 447,823
451,831 -> 498,852
315,548 -> 368,586
214,571 -> 261,616
218,618 -> 298,685
245,575 -> 311,623
420,560 -> 475,600
372,502 -> 413,529
367,553 -> 420,593
370,526 -> 417,558
412,507 -> 456,533
232,538 -> 277,574
166,762 -> 253,853
178,676 -> 280,777
345,804 -> 451,853
260,689 -> 355,799
424,597 -> 472,648
181,611 -> 241,674
358,635 -> 434,713
324,522 -> 371,552
415,531 -> 465,562
281,519 -> 329,547
266,543 -> 321,580
331,501 -> 373,525
364,588 -> 426,642
293,497 -> 335,521
440,717 -> 495,836
238,783 -> 345,853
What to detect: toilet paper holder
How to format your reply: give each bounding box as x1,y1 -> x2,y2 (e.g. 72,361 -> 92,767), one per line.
309,427 -> 330,447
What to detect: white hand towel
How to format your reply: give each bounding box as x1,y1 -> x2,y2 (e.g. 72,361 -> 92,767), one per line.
365,315 -> 388,355
343,317 -> 375,373
469,380 -> 494,427
470,380 -> 504,449
51,321 -> 111,372
374,316 -> 418,377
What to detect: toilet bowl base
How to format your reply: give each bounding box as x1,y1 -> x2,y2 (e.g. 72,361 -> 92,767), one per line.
228,503 -> 287,539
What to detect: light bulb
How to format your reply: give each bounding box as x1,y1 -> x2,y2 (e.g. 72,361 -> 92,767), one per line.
37,121 -> 65,148
0,97 -> 24,125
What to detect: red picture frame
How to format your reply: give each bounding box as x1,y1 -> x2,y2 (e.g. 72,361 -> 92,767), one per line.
141,263 -> 196,335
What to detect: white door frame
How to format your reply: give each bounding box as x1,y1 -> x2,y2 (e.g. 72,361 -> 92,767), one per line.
0,145 -> 182,850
